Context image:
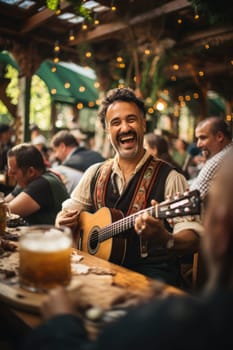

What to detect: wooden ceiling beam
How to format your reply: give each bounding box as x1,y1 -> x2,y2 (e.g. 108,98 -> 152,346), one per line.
179,25 -> 233,46
167,62 -> 233,78
20,1 -> 71,34
71,0 -> 191,45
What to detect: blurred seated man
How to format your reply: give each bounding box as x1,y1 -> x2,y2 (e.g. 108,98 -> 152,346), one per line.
50,130 -> 105,194
51,130 -> 105,173
5,143 -> 69,225
21,151 -> 233,350
190,116 -> 233,199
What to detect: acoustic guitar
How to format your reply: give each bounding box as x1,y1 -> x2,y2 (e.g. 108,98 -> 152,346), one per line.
77,189 -> 201,264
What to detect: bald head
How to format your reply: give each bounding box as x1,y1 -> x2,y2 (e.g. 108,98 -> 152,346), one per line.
195,117 -> 232,159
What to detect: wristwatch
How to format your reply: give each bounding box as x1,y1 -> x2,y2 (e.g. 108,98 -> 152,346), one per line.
166,235 -> 175,249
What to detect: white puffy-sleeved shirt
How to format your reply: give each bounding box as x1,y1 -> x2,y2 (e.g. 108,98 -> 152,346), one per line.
62,151 -> 203,237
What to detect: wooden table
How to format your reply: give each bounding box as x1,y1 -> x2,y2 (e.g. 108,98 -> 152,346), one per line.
0,244 -> 185,341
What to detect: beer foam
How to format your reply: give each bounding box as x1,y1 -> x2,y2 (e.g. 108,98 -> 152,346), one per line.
20,229 -> 71,252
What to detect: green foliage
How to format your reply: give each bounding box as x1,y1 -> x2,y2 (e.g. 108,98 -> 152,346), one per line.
46,0 -> 59,11
77,4 -> 92,22
139,54 -> 168,104
46,0 -> 92,22
30,76 -> 51,130
0,65 -> 18,122
5,65 -> 19,104
0,64 -> 51,130
188,0 -> 233,23
140,56 -> 154,95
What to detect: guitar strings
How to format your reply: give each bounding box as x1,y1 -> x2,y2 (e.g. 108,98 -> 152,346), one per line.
89,206 -> 155,244
88,190 -> 200,245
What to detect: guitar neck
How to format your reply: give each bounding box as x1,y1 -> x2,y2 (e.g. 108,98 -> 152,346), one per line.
98,190 -> 200,243
98,206 -> 156,243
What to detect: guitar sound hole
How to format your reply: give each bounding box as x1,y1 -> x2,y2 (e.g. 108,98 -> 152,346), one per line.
88,228 -> 99,254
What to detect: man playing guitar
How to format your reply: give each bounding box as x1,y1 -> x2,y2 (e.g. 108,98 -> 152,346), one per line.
56,88 -> 202,287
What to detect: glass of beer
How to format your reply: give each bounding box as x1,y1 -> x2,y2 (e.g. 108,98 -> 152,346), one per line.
0,192 -> 10,235
19,225 -> 72,293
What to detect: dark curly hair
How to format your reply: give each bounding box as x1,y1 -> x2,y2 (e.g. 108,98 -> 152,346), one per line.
8,143 -> 46,173
98,87 -> 146,129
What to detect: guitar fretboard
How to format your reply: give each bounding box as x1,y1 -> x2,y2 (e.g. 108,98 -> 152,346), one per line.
98,206 -> 156,242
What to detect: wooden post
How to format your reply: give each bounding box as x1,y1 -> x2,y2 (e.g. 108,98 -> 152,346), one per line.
24,76 -> 31,142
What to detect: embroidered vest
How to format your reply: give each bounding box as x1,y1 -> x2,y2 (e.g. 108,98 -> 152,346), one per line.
91,155 -> 173,266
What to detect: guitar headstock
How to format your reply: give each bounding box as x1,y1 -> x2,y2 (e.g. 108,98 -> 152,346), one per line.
157,190 -> 201,219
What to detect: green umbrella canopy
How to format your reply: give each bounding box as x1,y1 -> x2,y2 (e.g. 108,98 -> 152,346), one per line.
0,51 -> 99,108
0,51 -> 19,70
36,60 -> 99,108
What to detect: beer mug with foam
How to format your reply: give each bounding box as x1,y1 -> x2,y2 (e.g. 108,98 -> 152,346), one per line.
19,225 -> 72,292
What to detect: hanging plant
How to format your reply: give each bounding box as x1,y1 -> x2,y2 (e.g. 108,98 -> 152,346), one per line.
188,0 -> 233,23
149,55 -> 167,103
46,0 -> 92,23
139,54 -> 168,104
140,56 -> 154,97
46,0 -> 59,10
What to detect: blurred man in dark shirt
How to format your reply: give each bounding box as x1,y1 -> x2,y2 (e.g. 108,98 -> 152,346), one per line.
51,130 -> 105,173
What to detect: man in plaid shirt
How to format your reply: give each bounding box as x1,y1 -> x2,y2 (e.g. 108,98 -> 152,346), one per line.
190,117 -> 233,199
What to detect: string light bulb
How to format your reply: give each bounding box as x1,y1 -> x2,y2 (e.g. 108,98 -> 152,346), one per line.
53,57 -> 59,63
194,6 -> 199,20
116,56 -> 123,62
51,66 -> 57,73
93,13 -> 100,25
88,101 -> 95,107
76,102 -> 84,110
64,82 -> 71,89
111,0 -> 117,11
69,30 -> 75,41
54,41 -> 60,52
82,22 -> 88,30
144,49 -> 151,55
173,64 -> 179,70
55,2 -> 61,15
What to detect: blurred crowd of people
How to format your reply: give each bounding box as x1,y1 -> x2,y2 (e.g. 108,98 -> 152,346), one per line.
0,112 -> 232,228
0,88 -> 233,350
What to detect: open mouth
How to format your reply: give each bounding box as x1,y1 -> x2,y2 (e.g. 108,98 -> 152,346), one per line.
120,135 -> 135,144
118,132 -> 136,145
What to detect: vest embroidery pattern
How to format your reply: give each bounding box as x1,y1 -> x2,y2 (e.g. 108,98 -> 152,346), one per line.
94,156 -> 163,214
